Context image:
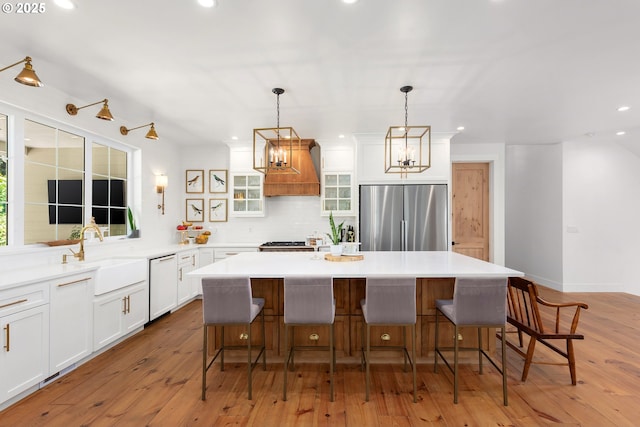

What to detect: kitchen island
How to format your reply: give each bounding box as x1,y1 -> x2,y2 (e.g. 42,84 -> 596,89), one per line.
189,251 -> 523,362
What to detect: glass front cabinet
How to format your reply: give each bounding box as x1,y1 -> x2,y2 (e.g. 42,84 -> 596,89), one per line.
321,172 -> 353,215
231,173 -> 264,217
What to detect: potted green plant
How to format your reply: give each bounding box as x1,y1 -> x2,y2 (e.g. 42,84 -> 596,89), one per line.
326,211 -> 344,256
127,207 -> 139,238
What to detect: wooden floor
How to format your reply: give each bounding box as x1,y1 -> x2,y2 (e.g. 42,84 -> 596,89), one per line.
2,287 -> 639,426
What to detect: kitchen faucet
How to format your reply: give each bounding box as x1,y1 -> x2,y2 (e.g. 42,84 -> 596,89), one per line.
63,223 -> 104,263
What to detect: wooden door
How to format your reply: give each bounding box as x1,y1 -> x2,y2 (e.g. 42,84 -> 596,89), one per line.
451,163 -> 490,261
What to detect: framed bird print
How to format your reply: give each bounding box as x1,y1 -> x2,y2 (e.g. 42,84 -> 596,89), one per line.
185,198 -> 205,222
209,198 -> 228,222
209,169 -> 228,193
185,169 -> 204,193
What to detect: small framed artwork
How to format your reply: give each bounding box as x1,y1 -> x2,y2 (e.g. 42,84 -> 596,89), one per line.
209,169 -> 228,193
185,198 -> 205,222
209,198 -> 228,222
185,169 -> 204,193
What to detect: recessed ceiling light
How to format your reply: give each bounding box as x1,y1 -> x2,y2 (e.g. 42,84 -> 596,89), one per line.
198,0 -> 217,7
456,126 -> 465,131
617,106 -> 630,112
54,0 -> 75,9
616,131 -> 626,136
231,136 -> 238,140
338,134 -> 345,139
342,0 -> 359,4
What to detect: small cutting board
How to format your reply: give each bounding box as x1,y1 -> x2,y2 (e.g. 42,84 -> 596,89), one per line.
324,253 -> 364,262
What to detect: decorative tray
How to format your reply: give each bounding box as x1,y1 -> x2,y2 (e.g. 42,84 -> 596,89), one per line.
324,253 -> 364,262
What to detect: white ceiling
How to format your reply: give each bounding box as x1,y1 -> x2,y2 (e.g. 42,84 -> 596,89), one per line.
2,0 -> 640,147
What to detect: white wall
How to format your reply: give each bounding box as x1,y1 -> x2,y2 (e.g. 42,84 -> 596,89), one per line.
505,144 -> 564,290
562,139 -> 640,295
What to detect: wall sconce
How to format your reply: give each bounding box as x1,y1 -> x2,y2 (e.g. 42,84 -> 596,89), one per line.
120,122 -> 159,140
0,56 -> 43,87
156,174 -> 168,215
65,98 -> 114,121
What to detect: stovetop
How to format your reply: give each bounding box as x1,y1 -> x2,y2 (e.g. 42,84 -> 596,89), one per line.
260,241 -> 307,247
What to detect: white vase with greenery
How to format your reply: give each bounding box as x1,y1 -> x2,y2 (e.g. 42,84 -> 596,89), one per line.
326,212 -> 344,256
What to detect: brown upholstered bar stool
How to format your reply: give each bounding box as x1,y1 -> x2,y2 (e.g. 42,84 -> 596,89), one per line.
360,276 -> 417,403
201,276 -> 266,400
283,276 -> 336,402
434,276 -> 508,405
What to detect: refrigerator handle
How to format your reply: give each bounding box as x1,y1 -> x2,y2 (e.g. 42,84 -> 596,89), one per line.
401,220 -> 407,251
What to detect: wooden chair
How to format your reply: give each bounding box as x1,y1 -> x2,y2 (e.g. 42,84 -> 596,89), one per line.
501,277 -> 588,385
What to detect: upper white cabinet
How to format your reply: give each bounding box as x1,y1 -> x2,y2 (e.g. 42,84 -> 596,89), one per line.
320,141 -> 355,215
230,173 -> 264,217
321,143 -> 354,172
50,273 -> 94,374
321,173 -> 354,215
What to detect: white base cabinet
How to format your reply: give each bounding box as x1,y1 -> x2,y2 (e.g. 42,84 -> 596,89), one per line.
1,282 -> 50,404
49,273 -> 94,374
93,282 -> 147,351
177,250 -> 199,306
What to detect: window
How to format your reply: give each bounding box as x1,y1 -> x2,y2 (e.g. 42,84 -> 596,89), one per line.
91,142 -> 128,237
0,113 -> 7,246
21,119 -> 132,245
24,120 -> 85,244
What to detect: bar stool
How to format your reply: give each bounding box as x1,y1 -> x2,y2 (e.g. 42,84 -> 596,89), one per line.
434,276 -> 508,405
201,276 -> 266,400
360,276 -> 417,403
283,276 -> 336,402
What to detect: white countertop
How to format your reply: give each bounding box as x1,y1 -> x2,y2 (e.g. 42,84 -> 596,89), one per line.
189,251 -> 523,278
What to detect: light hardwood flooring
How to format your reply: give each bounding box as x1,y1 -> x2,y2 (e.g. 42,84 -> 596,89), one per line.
1,287 -> 639,426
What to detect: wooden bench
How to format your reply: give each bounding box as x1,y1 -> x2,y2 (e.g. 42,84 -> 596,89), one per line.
500,277 -> 588,384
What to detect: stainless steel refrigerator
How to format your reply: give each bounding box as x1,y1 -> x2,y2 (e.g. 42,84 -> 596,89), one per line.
359,184 -> 448,251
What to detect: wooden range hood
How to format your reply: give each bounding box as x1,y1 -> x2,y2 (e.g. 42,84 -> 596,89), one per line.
263,139 -> 320,197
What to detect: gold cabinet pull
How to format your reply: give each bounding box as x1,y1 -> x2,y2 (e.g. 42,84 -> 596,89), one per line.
158,256 -> 176,262
381,333 -> 391,341
0,298 -> 27,309
57,277 -> 91,287
122,296 -> 127,314
179,268 -> 183,281
309,333 -> 320,341
127,295 -> 131,314
3,324 -> 9,352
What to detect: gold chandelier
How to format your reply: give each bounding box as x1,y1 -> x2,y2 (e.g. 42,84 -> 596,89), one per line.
253,88 -> 301,174
384,86 -> 431,177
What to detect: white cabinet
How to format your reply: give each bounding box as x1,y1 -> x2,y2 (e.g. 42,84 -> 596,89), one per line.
321,172 -> 354,215
93,281 -> 147,351
321,144 -> 354,172
177,250 -> 199,306
199,247 -> 214,267
230,173 -> 264,217
214,246 -> 258,262
320,143 -> 355,216
50,273 -> 94,374
149,254 -> 178,321
0,282 -> 49,404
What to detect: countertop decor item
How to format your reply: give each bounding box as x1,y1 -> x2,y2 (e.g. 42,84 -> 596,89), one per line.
127,207 -> 139,238
326,211 -> 345,256
324,253 -> 363,262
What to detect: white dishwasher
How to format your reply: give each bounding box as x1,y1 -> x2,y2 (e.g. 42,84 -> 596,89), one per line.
149,254 -> 177,321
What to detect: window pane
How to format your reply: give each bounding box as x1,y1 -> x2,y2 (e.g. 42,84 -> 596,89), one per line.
92,143 -> 109,176
24,120 -> 56,166
111,148 -> 127,179
338,174 -> 351,186
325,175 -> 337,186
58,130 -> 84,170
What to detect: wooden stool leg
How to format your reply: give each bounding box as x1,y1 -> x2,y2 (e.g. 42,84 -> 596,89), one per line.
567,339 -> 577,385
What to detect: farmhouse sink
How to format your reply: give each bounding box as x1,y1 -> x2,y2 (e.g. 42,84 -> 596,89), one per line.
84,258 -> 147,295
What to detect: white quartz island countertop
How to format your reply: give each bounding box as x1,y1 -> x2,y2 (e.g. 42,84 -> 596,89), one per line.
189,251 -> 523,279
